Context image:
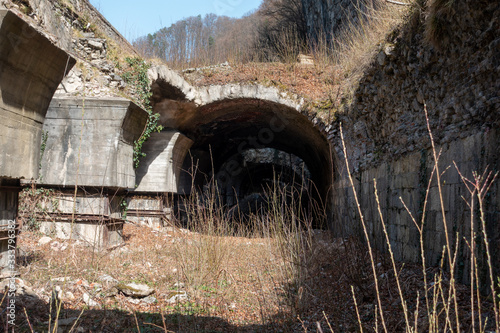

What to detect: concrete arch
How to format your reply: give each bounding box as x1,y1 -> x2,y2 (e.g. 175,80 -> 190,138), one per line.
179,98 -> 331,200
148,65 -> 333,221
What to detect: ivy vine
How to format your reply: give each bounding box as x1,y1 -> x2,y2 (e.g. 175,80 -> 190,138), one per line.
122,57 -> 163,168
39,130 -> 49,173
19,186 -> 59,231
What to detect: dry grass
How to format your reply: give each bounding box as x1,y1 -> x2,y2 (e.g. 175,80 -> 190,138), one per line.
336,104 -> 500,332
12,224 -> 293,331
424,0 -> 455,48
332,0 -> 415,93
182,61 -> 342,119
3,1 -> 497,331
6,167 -> 498,332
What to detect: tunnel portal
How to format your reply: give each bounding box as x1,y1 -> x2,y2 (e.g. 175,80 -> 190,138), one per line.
143,70 -> 333,225
158,94 -> 333,225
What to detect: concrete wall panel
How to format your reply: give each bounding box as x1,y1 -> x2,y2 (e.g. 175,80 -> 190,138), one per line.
0,10 -> 75,179
39,98 -> 148,188
135,130 -> 193,193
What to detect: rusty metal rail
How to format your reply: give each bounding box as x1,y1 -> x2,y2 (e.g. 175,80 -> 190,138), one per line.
29,212 -> 125,225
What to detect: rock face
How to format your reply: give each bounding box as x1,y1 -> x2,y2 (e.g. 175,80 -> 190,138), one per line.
1,0 -> 137,56
332,1 -> 499,171
301,0 -> 369,43
329,0 -> 500,281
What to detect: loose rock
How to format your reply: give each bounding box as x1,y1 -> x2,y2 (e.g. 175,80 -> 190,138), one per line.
38,236 -> 52,245
117,283 -> 155,298
83,293 -> 99,307
167,290 -> 188,303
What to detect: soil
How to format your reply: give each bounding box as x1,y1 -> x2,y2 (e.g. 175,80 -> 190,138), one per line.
1,222 -> 493,332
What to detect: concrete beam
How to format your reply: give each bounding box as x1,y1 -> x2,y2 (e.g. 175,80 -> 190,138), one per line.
36,190 -> 124,249
125,196 -> 170,229
135,130 -> 193,193
39,97 -> 148,189
0,10 -> 75,180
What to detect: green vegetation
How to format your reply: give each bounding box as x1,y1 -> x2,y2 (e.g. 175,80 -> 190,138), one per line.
121,57 -> 163,168
19,186 -> 59,231
38,130 -> 48,175
119,197 -> 128,219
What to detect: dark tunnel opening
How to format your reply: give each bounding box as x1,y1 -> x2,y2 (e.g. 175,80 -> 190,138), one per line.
214,148 -> 313,222
170,97 -> 333,227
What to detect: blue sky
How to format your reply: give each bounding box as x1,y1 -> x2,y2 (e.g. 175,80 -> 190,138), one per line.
89,0 -> 263,42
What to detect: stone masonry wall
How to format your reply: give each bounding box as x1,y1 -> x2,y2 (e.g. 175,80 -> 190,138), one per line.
2,0 -> 137,55
329,0 -> 500,280
332,129 -> 499,281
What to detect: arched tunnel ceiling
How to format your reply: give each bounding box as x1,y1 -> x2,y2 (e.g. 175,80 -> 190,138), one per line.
149,67 -> 332,205
184,98 -> 329,176
159,96 -> 332,202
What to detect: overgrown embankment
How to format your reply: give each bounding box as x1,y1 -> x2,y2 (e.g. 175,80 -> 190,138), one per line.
329,0 -> 499,278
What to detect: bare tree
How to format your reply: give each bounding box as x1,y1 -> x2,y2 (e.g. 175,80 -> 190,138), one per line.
132,4 -> 304,68
255,0 -> 308,61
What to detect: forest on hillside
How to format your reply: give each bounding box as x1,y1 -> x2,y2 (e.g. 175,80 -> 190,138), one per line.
133,0 -> 309,69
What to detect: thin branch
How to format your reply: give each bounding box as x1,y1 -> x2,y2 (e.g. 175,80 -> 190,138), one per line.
386,0 -> 410,5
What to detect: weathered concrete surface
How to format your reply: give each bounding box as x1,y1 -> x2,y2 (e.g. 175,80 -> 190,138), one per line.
0,9 -> 75,180
332,129 -> 500,282
125,196 -> 171,229
37,191 -> 122,218
40,220 -> 123,248
0,9 -> 74,277
39,98 -> 148,189
36,191 -> 124,248
135,130 -> 193,193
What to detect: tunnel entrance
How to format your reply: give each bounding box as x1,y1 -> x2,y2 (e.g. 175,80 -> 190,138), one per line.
216,148 -> 312,221
167,97 -> 332,227
148,74 -> 332,227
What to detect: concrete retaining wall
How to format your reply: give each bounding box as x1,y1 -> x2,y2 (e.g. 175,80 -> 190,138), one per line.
35,190 -> 124,248
0,9 -> 75,180
40,220 -> 123,248
332,129 -> 500,281
39,97 -> 148,189
125,196 -> 171,229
